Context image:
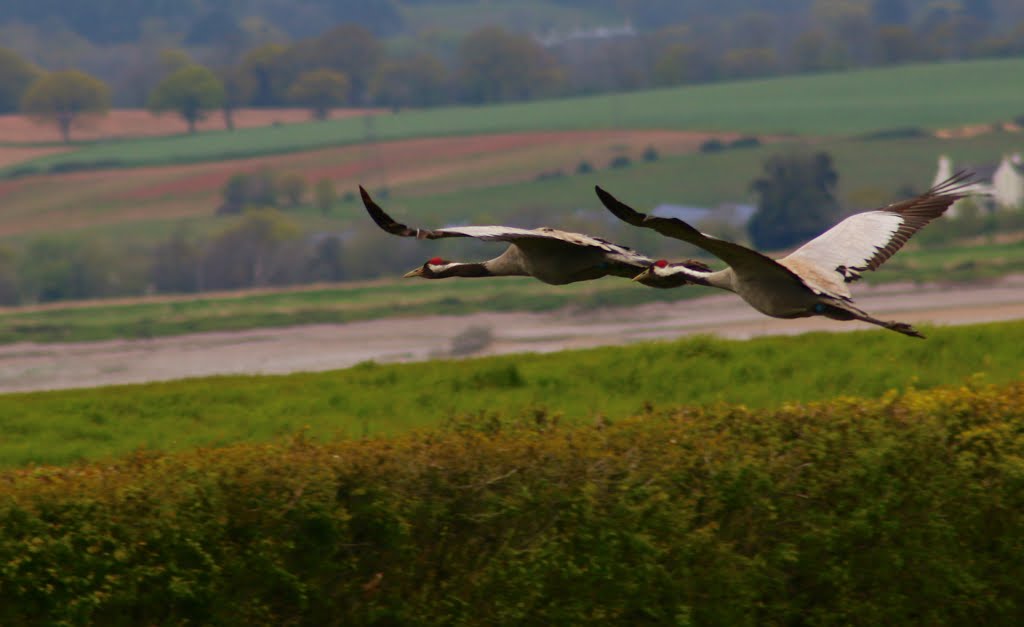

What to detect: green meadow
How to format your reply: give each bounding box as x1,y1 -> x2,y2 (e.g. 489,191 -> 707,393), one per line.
2,319 -> 1021,468
8,57 -> 1024,175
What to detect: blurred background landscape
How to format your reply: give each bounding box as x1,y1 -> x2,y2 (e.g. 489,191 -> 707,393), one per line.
0,0 -> 1022,327
3,4 -> 1024,621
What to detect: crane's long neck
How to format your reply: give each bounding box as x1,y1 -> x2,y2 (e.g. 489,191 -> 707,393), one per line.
429,250 -> 528,278
653,265 -> 735,292
431,262 -> 495,278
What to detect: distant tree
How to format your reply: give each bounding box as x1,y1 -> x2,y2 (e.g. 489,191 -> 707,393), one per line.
216,65 -> 254,131
875,25 -> 919,64
653,43 -> 704,86
871,0 -> 909,26
790,30 -> 833,72
720,47 -> 779,78
238,43 -> 291,106
815,2 -> 875,66
17,238 -> 126,302
185,9 -> 246,46
0,247 -> 20,305
307,235 -> 345,282
201,209 -> 300,289
291,24 -> 383,105
748,152 -> 841,250
962,0 -> 995,24
730,12 -> 779,50
314,178 -> 337,215
287,69 -> 350,120
20,70 -> 110,143
0,47 -> 40,113
370,52 -> 449,109
159,49 -> 193,75
219,171 -> 279,215
150,229 -> 202,293
148,65 -> 226,133
278,172 -> 308,206
458,26 -> 565,104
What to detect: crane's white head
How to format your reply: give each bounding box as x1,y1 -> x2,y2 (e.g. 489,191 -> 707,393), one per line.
404,256 -> 455,279
632,259 -> 698,288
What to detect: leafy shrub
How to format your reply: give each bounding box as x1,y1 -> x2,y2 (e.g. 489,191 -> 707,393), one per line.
608,154 -> 632,169
1,381 -> 1023,624
575,160 -> 594,174
449,324 -> 494,356
534,169 -> 565,181
642,145 -> 660,161
729,135 -> 761,148
699,138 -> 725,153
858,127 -> 927,140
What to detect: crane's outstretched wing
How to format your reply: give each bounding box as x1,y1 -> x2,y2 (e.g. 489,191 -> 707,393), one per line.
595,185 -> 798,283
778,171 -> 974,298
361,185 -> 662,265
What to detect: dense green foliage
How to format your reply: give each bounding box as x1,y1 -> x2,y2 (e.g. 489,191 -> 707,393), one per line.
148,65 -> 226,133
19,70 -> 111,143
8,57 -> 1024,174
748,151 -> 841,249
2,320 -> 1022,468
2,379 -> 1022,624
0,46 -> 40,113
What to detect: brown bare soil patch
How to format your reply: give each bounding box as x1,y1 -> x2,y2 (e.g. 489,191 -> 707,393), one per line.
0,108 -> 377,144
0,145 -> 71,169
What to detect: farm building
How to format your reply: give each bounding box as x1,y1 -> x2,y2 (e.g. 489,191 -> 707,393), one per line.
933,153 -> 1024,215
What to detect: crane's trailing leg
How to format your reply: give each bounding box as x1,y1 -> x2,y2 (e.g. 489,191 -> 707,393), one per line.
819,301 -> 924,339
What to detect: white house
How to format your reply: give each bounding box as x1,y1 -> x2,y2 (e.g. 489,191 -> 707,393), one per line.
934,153 -> 1024,216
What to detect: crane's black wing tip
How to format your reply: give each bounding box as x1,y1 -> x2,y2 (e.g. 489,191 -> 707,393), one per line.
594,185 -> 647,225
359,185 -> 417,236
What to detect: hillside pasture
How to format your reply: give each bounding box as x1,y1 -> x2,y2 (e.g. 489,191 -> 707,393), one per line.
7,57 -> 1024,174
0,319 -> 1020,468
0,129 -> 733,239
3,130 -> 1024,246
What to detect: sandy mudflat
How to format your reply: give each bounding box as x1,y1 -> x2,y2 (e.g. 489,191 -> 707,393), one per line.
2,276 -> 1024,394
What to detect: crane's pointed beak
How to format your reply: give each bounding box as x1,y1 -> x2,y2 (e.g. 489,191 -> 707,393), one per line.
631,269 -> 651,282
403,267 -> 424,278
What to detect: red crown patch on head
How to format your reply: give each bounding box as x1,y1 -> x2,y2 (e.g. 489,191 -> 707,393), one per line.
428,256 -> 445,265
654,259 -> 669,268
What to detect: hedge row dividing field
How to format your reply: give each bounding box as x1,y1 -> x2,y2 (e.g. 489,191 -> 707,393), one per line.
2,380 -> 1022,624
7,57 -> 1024,175
2,320 -> 1022,468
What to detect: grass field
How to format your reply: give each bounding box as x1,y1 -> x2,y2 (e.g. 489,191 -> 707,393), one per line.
6,57 -> 1024,175
1,319 -> 1021,468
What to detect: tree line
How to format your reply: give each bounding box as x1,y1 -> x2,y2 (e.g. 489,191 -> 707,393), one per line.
3,1 -> 1024,139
